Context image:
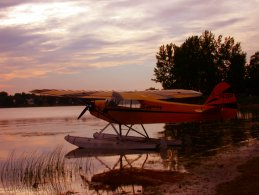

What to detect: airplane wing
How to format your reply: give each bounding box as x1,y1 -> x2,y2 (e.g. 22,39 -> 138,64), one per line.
118,89 -> 202,100
31,89 -> 202,100
31,89 -> 113,100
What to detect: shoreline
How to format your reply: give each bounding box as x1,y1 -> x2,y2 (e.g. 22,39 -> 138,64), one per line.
147,139 -> 259,194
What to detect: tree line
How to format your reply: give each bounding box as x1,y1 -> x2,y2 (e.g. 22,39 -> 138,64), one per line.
153,30 -> 259,95
0,92 -> 82,108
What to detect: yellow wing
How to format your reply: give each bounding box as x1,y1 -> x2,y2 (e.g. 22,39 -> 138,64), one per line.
118,89 -> 202,100
31,89 -> 112,100
31,89 -> 202,100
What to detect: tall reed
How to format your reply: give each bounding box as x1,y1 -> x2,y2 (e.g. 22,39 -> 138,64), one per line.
0,147 -> 91,194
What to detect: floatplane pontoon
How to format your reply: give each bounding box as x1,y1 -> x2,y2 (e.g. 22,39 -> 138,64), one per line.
32,82 -> 237,150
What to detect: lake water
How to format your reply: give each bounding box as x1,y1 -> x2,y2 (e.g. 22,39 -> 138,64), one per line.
0,106 -> 259,194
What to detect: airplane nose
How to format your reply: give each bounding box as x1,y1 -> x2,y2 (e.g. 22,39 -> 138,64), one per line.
77,102 -> 94,119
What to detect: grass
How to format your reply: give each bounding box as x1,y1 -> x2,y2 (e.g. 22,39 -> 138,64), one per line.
0,147 -> 91,194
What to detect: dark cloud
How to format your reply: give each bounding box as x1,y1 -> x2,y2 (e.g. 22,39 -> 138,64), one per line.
0,0 -> 49,9
0,0 -> 75,9
212,17 -> 246,29
0,27 -> 45,54
0,0 -> 27,9
63,35 -> 110,51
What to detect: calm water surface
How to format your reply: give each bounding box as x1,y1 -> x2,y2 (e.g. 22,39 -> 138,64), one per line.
0,106 -> 259,194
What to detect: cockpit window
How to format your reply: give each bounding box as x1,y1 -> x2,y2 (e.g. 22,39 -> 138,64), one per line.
106,98 -> 141,108
106,92 -> 141,108
106,98 -> 119,107
118,99 -> 141,108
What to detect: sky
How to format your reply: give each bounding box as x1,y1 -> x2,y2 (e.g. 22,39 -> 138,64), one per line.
0,0 -> 258,94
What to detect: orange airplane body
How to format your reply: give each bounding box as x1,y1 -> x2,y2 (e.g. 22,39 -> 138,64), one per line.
32,82 -> 237,125
91,100 -> 236,124
90,82 -> 237,124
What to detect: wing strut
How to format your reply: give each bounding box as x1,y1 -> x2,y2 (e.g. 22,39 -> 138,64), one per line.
94,123 -> 150,139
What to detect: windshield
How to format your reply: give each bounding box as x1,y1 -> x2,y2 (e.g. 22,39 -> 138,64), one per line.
106,99 -> 141,108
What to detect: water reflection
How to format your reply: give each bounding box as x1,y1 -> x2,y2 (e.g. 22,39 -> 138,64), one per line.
1,107 -> 259,194
237,111 -> 254,120
0,147 -> 185,194
163,111 -> 259,158
67,148 -> 186,194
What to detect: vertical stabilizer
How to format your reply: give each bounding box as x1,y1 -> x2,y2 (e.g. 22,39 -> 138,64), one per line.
205,82 -> 237,109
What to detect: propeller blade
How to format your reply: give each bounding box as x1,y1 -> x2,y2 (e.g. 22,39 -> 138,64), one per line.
77,106 -> 89,120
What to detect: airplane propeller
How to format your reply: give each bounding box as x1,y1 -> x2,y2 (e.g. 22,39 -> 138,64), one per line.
78,103 -> 93,120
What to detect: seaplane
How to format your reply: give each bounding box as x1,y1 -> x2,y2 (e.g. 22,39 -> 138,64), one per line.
31,82 -> 237,150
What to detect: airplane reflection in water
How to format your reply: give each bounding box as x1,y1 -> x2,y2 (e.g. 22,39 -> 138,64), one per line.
0,147 -> 186,195
65,148 -> 187,194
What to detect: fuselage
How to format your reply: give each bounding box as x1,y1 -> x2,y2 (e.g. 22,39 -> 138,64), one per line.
89,99 -> 237,124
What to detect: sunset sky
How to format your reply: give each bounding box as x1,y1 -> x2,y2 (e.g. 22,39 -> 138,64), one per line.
0,0 -> 258,94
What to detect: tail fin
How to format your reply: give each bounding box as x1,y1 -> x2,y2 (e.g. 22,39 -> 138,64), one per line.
205,82 -> 237,109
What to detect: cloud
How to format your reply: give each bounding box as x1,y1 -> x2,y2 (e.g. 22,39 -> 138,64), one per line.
0,0 -> 30,9
0,83 -> 14,90
0,0 -> 258,93
1,69 -> 49,80
0,1 -> 158,80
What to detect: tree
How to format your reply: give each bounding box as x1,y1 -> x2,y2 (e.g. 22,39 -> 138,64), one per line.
173,35 -> 201,90
219,37 -> 246,93
245,51 -> 259,95
0,92 -> 13,107
153,30 -> 246,94
153,43 -> 175,89
13,93 -> 28,106
173,31 -> 221,93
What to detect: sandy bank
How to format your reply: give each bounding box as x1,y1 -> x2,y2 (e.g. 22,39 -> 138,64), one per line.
145,139 -> 259,195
